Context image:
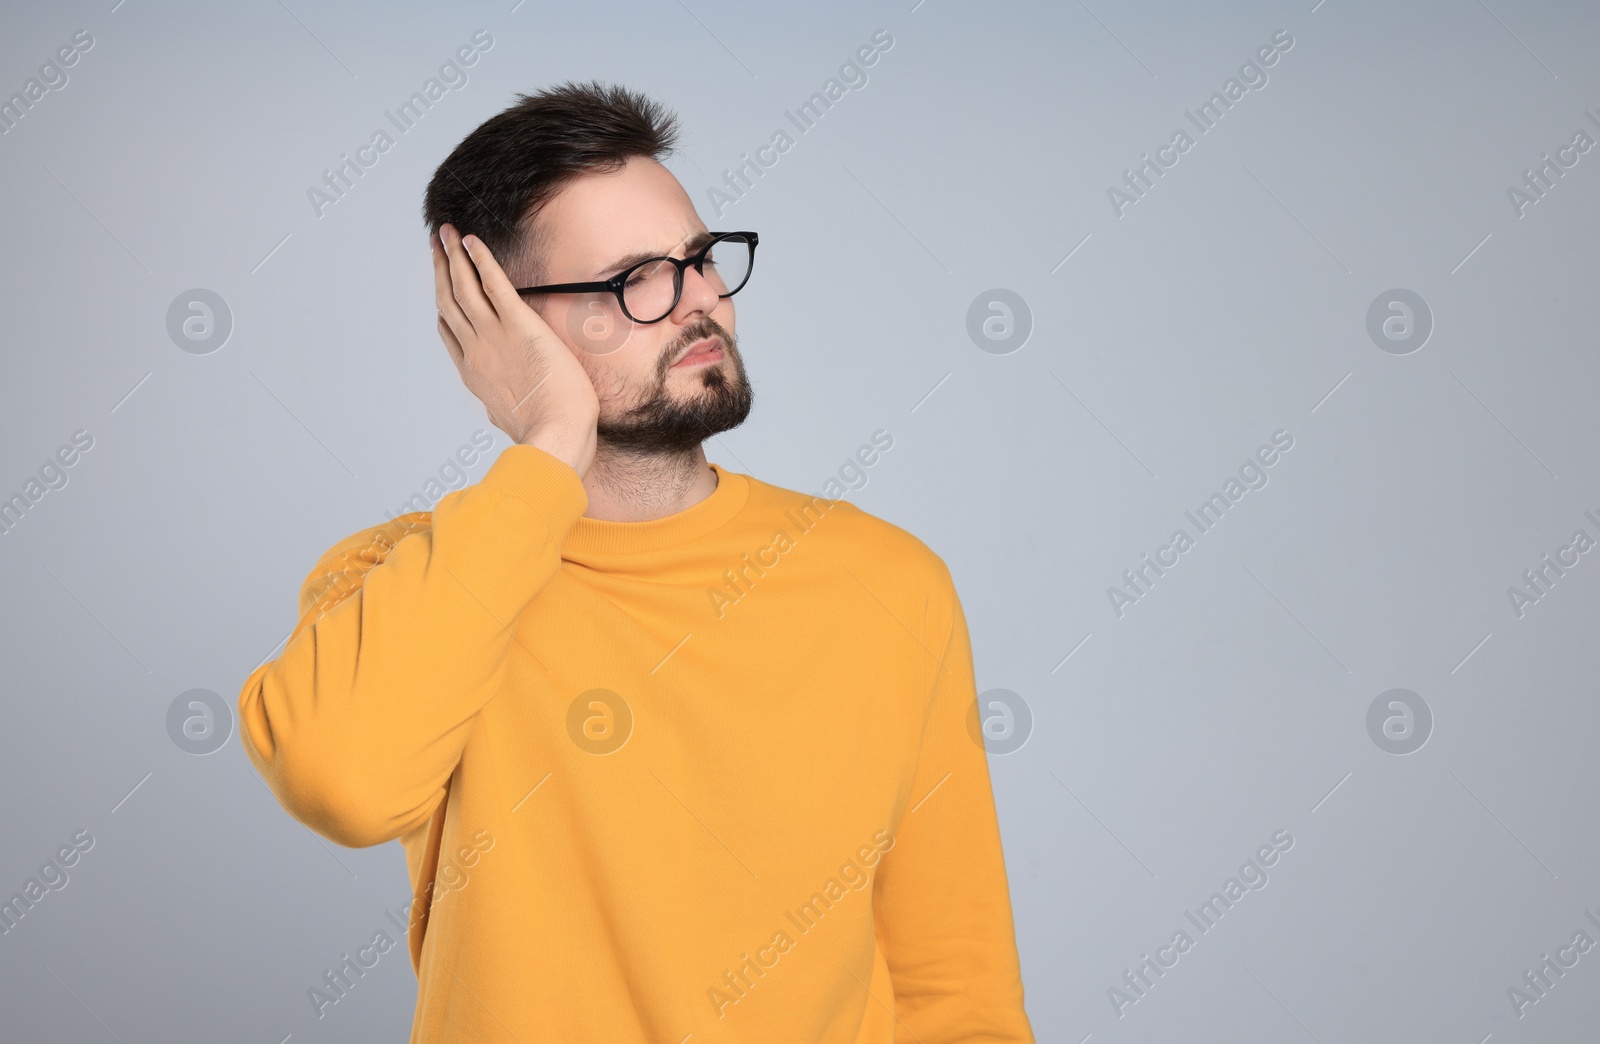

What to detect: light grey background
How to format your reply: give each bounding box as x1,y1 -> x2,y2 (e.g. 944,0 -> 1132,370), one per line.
2,0 -> 1597,1040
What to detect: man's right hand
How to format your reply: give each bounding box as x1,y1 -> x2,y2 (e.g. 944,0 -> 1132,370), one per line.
432,223 -> 599,479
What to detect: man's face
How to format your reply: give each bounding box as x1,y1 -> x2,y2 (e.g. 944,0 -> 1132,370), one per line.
525,156 -> 753,455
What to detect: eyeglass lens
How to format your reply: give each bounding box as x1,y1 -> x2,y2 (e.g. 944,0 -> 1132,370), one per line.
622,235 -> 754,322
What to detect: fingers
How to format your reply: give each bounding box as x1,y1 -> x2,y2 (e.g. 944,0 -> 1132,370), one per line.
437,314 -> 465,369
460,233 -> 521,318
441,224 -> 495,333
432,230 -> 474,352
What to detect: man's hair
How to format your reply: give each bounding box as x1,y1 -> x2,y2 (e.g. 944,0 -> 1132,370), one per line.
421,79 -> 680,286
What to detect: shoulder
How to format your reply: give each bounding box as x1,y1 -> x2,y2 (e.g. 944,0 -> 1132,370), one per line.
297,512 -> 433,619
740,471 -> 955,596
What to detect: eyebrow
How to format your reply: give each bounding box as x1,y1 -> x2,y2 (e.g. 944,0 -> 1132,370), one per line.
597,229 -> 715,278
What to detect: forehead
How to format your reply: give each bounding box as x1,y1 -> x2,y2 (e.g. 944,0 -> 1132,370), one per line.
534,156 -> 706,276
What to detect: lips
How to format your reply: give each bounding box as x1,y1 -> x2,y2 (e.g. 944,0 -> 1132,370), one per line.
672,336 -> 723,368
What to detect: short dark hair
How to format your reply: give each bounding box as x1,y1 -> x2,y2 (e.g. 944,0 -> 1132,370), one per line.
421,80 -> 680,285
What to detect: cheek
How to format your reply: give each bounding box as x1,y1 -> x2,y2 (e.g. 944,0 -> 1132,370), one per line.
569,297 -> 645,359
590,354 -> 642,404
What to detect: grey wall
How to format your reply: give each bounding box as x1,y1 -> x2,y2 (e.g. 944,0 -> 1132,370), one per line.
2,0 -> 1598,1040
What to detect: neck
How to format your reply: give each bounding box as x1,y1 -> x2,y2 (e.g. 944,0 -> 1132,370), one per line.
581,444 -> 718,522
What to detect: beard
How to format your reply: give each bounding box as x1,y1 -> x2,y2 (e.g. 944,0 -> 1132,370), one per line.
595,316 -> 754,455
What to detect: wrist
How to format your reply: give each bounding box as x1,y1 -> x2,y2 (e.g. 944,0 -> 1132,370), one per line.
518,421 -> 594,474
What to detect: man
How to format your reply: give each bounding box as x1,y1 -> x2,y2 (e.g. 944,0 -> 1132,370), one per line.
239,79 -> 1033,1043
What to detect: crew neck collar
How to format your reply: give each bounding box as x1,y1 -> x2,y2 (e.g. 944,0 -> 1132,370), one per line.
563,462 -> 749,556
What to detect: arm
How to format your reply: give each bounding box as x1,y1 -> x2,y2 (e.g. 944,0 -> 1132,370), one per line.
236,444 -> 587,848
237,221 -> 600,847
872,576 -> 1035,1043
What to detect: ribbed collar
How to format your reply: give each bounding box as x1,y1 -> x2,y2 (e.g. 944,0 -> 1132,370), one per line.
563,462 -> 750,557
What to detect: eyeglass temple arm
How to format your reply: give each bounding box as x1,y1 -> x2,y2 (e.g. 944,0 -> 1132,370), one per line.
514,279 -> 615,295
516,234 -> 757,295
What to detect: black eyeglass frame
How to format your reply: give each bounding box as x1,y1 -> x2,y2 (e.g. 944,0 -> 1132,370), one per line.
513,231 -> 759,324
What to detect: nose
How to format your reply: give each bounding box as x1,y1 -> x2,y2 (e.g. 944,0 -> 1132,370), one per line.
671,261 -> 723,321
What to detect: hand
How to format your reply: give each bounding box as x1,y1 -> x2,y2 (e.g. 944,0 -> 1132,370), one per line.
432,223 -> 599,478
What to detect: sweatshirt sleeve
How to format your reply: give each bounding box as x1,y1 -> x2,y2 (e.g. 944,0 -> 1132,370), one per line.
872,574 -> 1035,1043
237,444 -> 588,849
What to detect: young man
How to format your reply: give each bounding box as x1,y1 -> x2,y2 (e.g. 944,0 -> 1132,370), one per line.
239,80 -> 1033,1043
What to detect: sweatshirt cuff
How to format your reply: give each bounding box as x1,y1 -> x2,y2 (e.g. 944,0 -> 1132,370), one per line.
479,443 -> 589,530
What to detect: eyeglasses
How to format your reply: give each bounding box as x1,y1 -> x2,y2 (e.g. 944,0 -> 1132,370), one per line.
515,231 -> 758,324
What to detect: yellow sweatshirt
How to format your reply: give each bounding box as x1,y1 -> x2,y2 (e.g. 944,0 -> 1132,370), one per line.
238,443 -> 1033,1043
